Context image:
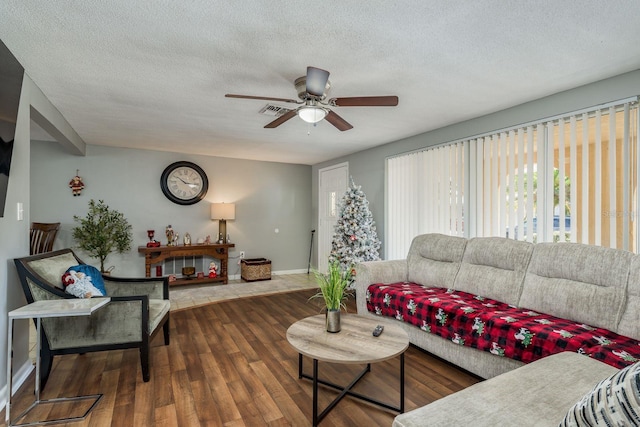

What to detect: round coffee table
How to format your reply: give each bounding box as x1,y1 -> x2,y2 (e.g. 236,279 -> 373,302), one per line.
287,314 -> 409,426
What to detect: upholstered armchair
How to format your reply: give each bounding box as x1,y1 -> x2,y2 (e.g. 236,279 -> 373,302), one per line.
14,249 -> 170,390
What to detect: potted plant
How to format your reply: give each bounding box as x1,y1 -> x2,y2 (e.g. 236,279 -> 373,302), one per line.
310,260 -> 353,332
72,199 -> 133,273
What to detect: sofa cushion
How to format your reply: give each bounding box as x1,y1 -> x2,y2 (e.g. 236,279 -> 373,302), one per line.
519,242 -> 632,332
407,233 -> 467,288
560,360 -> 640,426
453,237 -> 533,306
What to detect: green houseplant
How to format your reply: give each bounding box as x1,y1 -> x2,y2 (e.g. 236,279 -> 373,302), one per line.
311,260 -> 353,332
72,199 -> 133,273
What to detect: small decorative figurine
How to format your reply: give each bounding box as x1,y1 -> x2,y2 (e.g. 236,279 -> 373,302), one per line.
208,261 -> 218,278
146,229 -> 161,247
184,232 -> 191,246
69,170 -> 85,196
166,225 -> 174,246
204,235 -> 211,245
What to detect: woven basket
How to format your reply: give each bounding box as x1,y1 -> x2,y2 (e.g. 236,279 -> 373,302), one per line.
241,258 -> 271,281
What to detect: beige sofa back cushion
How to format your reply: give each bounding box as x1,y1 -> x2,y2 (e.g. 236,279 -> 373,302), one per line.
519,243 -> 632,331
453,237 -> 533,306
407,233 -> 467,288
617,255 -> 640,340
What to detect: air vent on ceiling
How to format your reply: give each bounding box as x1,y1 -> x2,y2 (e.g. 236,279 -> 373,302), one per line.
259,104 -> 292,117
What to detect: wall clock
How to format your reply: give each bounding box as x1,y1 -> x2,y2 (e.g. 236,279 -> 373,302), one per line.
160,161 -> 208,205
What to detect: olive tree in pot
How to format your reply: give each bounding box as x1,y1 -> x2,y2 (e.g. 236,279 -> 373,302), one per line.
310,260 -> 353,333
72,199 -> 133,273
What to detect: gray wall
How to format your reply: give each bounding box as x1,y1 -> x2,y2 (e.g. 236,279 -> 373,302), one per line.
30,143 -> 312,277
0,73 -> 86,399
312,69 -> 640,260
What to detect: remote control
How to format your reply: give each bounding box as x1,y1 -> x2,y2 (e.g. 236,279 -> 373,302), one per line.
373,325 -> 384,337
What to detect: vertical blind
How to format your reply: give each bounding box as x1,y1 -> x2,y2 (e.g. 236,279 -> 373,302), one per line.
386,142 -> 465,260
386,98 -> 639,258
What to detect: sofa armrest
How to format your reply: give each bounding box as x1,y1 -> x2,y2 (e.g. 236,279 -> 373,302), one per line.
355,259 -> 408,315
102,275 -> 169,300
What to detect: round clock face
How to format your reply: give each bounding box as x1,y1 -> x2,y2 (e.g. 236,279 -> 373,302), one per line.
160,161 -> 209,205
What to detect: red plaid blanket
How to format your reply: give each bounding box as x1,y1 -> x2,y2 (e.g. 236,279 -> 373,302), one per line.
366,282 -> 640,369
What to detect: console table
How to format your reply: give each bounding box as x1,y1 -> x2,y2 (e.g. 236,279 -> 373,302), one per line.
138,244 -> 234,286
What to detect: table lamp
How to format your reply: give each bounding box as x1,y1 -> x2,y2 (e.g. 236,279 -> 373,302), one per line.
211,203 -> 235,244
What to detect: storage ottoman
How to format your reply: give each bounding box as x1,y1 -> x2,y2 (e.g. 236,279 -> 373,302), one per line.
241,258 -> 272,281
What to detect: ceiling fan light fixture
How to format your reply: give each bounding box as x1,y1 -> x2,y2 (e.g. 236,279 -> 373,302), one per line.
298,106 -> 327,124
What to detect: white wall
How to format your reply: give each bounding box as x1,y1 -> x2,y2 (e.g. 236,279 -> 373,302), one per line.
30,143 -> 312,277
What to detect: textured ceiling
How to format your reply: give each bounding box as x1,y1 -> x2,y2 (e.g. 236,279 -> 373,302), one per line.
2,1 -> 640,165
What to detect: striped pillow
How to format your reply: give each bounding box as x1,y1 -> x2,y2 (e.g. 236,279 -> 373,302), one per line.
560,361 -> 640,426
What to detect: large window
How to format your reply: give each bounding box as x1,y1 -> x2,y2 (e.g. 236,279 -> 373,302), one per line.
386,98 -> 639,258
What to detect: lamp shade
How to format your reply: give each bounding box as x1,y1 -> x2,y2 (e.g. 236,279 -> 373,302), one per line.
211,203 -> 236,220
298,106 -> 327,124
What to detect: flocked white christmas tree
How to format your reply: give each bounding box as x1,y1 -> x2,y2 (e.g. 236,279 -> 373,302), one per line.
329,178 -> 381,273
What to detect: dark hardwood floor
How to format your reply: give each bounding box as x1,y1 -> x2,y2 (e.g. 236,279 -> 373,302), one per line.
3,290 -> 480,426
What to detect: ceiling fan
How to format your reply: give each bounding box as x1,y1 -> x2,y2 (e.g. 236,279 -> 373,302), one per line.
225,66 -> 398,131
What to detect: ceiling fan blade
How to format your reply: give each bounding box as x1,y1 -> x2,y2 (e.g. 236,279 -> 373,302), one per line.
306,66 -> 330,97
264,109 -> 298,128
325,110 -> 353,131
226,94 -> 300,104
330,96 -> 399,107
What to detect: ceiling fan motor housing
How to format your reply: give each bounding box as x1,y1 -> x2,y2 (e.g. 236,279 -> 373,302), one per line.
294,76 -> 331,100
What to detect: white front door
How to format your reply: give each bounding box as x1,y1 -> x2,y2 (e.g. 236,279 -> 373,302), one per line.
318,162 -> 348,273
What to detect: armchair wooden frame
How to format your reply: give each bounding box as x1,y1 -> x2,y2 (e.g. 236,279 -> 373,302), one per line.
14,249 -> 170,391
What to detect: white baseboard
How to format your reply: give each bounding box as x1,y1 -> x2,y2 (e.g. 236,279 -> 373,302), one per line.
273,269 -> 308,275
228,268 -> 309,280
0,360 -> 35,412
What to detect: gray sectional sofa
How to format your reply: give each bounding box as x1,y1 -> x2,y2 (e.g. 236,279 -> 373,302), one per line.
354,233 -> 640,426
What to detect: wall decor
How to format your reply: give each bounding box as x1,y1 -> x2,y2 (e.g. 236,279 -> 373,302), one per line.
160,161 -> 208,205
69,170 -> 85,196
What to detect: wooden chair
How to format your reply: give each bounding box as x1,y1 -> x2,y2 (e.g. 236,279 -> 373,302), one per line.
29,222 -> 60,255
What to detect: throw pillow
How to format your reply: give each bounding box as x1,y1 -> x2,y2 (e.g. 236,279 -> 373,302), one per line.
61,265 -> 107,298
560,361 -> 640,426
